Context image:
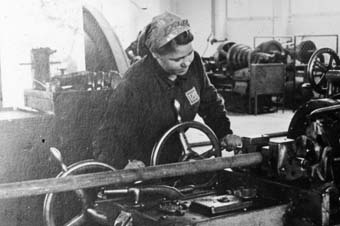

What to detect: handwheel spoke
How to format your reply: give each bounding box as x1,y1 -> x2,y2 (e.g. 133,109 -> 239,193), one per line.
316,74 -> 327,85
180,150 -> 201,161
150,121 -> 221,187
86,208 -> 108,225
74,189 -> 93,208
64,213 -> 87,226
328,55 -> 334,69
179,131 -> 192,154
307,48 -> 340,95
313,67 -> 326,74
43,161 -> 116,226
314,60 -> 328,72
200,148 -> 216,158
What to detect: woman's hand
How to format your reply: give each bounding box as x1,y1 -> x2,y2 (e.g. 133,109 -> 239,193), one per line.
124,159 -> 146,169
220,134 -> 243,151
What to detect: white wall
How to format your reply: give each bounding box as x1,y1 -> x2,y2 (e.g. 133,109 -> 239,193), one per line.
288,14 -> 340,51
170,0 -> 213,56
225,0 -> 278,47
223,0 -> 340,50
226,18 -> 274,47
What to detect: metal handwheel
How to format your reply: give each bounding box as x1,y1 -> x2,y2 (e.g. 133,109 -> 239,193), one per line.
150,121 -> 221,166
150,120 -> 221,187
43,148 -> 115,226
150,99 -> 221,166
307,48 -> 340,95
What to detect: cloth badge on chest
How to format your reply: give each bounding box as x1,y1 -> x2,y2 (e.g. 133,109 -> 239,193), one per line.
185,87 -> 200,105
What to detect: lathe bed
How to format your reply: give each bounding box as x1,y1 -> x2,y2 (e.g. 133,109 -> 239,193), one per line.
94,171 -> 286,226
91,169 -> 338,226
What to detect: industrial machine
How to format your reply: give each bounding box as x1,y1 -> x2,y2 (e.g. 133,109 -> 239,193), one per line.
0,61 -> 340,225
34,88 -> 340,226
307,47 -> 340,98
202,37 -> 336,113
203,39 -> 288,114
39,49 -> 340,224
2,10 -> 340,224
287,35 -> 339,109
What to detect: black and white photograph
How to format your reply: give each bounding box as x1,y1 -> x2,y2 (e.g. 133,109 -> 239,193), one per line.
0,0 -> 340,225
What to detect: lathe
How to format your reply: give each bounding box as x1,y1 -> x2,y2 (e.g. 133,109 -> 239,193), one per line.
0,87 -> 338,226
2,47 -> 340,225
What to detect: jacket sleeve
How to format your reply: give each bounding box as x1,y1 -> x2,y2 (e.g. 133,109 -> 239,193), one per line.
196,52 -> 233,138
92,81 -> 145,169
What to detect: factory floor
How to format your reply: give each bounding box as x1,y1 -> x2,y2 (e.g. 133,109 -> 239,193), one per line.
187,109 -> 295,153
192,109 -> 294,137
227,109 -> 294,137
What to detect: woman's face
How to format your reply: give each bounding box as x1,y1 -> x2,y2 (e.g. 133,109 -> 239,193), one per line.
154,42 -> 194,76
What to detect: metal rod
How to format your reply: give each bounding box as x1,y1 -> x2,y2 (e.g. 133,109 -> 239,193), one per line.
190,141 -> 212,148
253,35 -> 293,48
295,34 -> 339,38
263,131 -> 288,138
0,153 -> 262,199
294,34 -> 339,54
309,105 -> 340,120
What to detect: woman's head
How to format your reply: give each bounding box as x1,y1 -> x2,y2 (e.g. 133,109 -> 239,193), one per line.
145,12 -> 193,53
152,31 -> 195,76
144,12 -> 195,75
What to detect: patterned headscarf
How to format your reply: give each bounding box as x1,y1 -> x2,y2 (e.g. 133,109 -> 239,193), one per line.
138,12 -> 191,55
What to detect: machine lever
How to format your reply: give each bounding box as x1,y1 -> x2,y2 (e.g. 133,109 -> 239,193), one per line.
173,99 -> 193,157
49,147 -> 68,172
100,185 -> 185,205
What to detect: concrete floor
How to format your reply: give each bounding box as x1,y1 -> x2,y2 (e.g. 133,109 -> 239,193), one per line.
227,110 -> 294,137
190,109 -> 294,137
186,109 -> 295,152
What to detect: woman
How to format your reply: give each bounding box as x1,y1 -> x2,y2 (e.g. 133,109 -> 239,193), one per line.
93,11 -> 242,169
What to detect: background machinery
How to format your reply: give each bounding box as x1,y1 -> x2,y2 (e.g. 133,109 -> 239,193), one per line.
202,35 -> 339,114
202,39 -> 288,114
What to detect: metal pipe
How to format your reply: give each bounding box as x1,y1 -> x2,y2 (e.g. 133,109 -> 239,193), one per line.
309,105 -> 340,120
0,153 -> 262,199
263,131 -> 288,138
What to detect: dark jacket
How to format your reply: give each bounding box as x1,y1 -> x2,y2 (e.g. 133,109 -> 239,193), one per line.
93,51 -> 232,168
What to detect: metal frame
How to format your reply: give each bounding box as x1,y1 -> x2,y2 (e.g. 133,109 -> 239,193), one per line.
253,35 -> 294,49
293,34 -> 339,56
292,34 -> 339,105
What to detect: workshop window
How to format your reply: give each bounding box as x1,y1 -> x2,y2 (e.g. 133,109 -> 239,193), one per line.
227,0 -> 273,18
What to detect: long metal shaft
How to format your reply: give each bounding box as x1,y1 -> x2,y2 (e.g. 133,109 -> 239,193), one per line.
0,153 -> 262,199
